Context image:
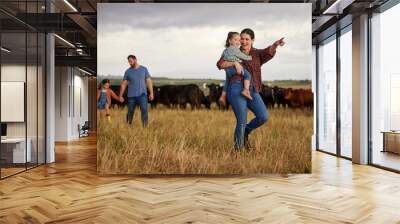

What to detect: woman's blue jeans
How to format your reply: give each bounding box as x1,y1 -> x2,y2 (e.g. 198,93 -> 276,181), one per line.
227,80 -> 268,149
225,66 -> 251,81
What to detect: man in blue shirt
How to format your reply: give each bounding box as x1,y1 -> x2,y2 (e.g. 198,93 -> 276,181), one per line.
119,55 -> 154,127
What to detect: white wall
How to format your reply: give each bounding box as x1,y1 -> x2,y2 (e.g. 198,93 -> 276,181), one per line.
70,71 -> 89,139
54,66 -> 69,141
54,66 -> 89,141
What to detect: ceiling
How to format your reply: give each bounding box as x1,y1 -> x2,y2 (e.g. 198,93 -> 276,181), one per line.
0,0 -> 391,74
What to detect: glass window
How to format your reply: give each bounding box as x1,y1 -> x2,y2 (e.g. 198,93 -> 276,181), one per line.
26,0 -> 40,169
339,28 -> 352,158
0,2 -> 46,179
27,31 -> 38,169
317,36 -> 337,154
1,31 -> 28,178
371,3 -> 400,171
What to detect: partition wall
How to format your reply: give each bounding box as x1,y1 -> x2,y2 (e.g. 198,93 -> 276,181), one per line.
0,1 -> 47,179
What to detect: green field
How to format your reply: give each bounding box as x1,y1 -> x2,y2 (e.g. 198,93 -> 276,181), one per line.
100,76 -> 311,89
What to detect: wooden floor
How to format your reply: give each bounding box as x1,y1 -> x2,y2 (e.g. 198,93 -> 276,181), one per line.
1,167 -> 26,178
373,151 -> 400,171
0,135 -> 400,224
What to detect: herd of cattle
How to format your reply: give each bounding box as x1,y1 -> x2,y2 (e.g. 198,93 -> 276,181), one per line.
110,83 -> 313,110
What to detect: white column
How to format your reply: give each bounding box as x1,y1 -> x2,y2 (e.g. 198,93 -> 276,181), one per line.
352,14 -> 369,164
45,0 -> 55,163
46,33 -> 55,163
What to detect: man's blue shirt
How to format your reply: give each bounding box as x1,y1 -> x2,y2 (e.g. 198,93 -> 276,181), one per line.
123,65 -> 150,97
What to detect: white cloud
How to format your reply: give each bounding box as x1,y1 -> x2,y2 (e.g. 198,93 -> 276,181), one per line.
98,3 -> 311,81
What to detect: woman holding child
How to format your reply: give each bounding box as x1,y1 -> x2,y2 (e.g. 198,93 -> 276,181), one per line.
216,28 -> 285,151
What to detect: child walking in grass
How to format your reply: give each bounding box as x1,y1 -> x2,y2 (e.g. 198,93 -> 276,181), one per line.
97,79 -> 120,123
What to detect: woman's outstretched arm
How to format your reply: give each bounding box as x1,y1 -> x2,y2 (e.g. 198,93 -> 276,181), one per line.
260,37 -> 285,65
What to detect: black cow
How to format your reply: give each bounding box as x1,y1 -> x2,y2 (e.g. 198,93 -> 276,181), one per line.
148,85 -> 160,109
159,84 -> 210,110
158,85 -> 179,108
206,83 -> 229,110
273,86 -> 290,108
260,84 -> 275,108
179,84 -> 206,109
109,85 -> 159,109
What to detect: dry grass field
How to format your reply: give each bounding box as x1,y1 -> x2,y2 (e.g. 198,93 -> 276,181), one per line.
97,107 -> 312,175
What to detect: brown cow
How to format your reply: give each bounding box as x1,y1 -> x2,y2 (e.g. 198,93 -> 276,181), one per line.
284,88 -> 313,109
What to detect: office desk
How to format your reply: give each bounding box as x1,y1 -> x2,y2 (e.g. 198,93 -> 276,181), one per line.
1,138 -> 32,164
381,131 -> 400,154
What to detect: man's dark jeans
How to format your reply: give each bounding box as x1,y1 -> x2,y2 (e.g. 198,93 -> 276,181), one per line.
126,93 -> 148,127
